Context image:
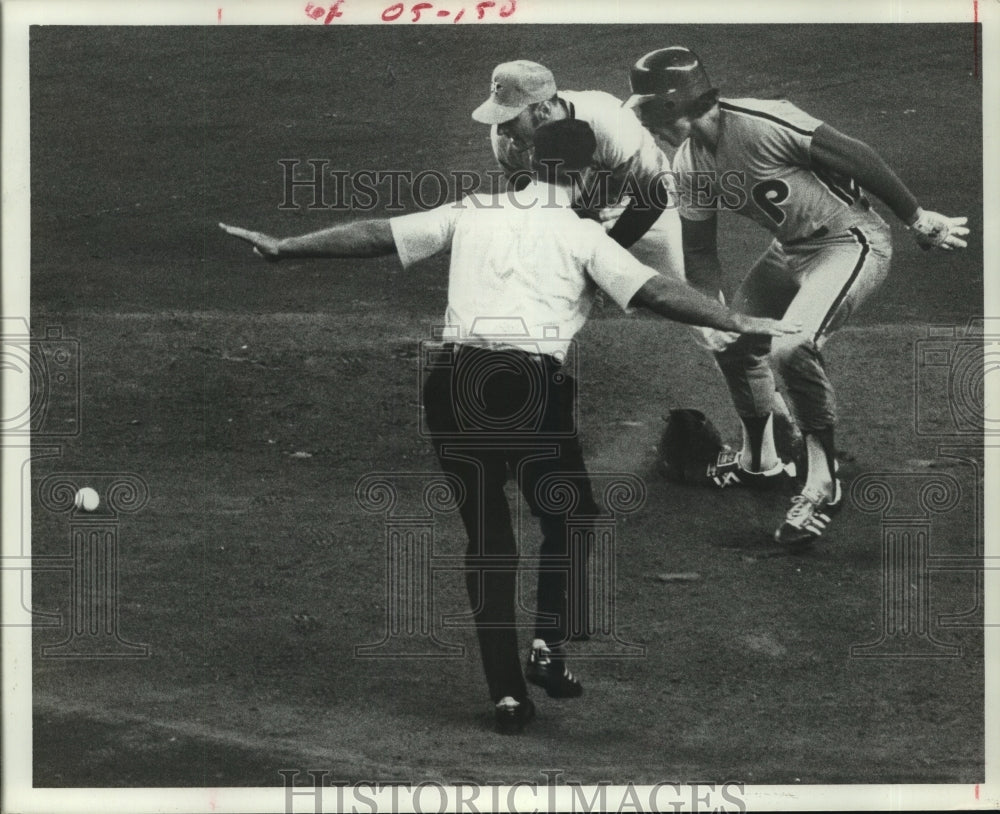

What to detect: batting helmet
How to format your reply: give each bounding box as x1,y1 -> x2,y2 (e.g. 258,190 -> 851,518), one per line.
624,46 -> 714,112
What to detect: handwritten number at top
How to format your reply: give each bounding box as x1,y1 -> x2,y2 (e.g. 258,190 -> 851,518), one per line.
381,1 -> 516,22
305,0 -> 516,24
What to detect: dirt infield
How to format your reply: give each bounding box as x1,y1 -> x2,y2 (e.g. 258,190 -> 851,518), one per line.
26,22 -> 983,791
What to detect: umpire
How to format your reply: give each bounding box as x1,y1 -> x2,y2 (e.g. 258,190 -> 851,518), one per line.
220,119 -> 800,734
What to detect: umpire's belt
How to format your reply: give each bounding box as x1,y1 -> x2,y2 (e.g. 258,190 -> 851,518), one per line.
441,341 -> 562,367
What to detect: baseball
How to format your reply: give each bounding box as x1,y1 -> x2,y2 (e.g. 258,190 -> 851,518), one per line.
74,486 -> 100,512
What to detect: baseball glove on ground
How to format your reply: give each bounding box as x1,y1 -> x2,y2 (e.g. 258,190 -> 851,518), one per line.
656,408 -> 726,484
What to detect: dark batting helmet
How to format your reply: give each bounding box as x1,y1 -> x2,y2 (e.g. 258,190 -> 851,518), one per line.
624,46 -> 714,113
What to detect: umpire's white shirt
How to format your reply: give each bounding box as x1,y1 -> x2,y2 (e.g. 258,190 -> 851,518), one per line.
389,181 -> 657,360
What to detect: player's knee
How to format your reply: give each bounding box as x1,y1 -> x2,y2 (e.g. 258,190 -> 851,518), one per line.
714,334 -> 770,368
770,334 -> 819,376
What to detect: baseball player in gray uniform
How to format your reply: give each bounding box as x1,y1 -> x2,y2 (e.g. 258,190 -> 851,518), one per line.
221,119 -> 800,733
624,46 -> 969,545
472,58 -> 800,431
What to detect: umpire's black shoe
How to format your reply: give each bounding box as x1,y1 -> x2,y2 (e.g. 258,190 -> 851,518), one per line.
526,644 -> 583,698
494,696 -> 535,735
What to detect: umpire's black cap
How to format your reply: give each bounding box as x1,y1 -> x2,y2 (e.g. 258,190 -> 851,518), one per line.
531,119 -> 597,172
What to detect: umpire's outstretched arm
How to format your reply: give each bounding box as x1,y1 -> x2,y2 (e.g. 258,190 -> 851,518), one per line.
629,273 -> 799,338
219,220 -> 800,338
218,220 -> 396,261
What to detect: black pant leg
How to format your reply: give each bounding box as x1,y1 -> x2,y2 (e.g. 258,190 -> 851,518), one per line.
434,446 -> 528,704
514,366 -> 599,646
422,360 -> 528,704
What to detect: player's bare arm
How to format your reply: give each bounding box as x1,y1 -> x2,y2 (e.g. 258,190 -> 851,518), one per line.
218,220 -> 397,261
680,213 -> 724,296
808,124 -> 969,250
676,213 -> 739,351
630,274 -> 800,337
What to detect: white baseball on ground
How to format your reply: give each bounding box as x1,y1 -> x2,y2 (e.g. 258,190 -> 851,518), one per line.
74,486 -> 100,512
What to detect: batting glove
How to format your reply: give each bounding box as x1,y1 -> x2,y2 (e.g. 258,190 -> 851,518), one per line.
907,208 -> 969,251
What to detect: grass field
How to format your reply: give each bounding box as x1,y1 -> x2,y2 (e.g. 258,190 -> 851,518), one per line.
20,18 -> 986,797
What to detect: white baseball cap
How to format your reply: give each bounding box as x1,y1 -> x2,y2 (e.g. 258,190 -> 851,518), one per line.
472,61 -> 557,125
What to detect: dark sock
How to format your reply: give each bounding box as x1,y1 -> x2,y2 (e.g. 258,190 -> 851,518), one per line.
741,414 -> 771,471
813,425 -> 836,481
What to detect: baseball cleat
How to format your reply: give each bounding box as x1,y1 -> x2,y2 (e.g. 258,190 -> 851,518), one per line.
774,480 -> 844,546
494,696 -> 536,735
707,450 -> 797,489
526,644 -> 583,698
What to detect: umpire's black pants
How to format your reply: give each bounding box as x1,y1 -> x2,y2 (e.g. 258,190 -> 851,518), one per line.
422,344 -> 597,704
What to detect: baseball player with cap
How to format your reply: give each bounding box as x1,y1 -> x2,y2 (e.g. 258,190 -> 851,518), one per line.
220,119 -> 801,733
472,57 -> 801,443
624,46 -> 969,545
472,59 -> 687,289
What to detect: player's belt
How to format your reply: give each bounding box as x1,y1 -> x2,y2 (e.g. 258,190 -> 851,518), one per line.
784,226 -> 830,245
785,197 -> 875,245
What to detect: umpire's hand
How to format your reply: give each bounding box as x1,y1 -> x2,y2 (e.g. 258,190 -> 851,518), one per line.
732,314 -> 803,338
219,223 -> 281,261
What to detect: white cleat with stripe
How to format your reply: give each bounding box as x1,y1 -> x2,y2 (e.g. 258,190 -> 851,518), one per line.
775,480 -> 844,546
